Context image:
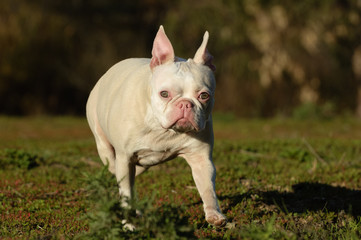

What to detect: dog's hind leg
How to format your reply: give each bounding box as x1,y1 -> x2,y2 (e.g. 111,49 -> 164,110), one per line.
87,94 -> 116,174
93,124 -> 116,174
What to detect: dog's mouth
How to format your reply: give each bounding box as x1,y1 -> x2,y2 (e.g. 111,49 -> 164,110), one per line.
171,118 -> 199,133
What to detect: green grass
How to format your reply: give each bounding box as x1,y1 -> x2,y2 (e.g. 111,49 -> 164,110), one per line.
0,116 -> 360,239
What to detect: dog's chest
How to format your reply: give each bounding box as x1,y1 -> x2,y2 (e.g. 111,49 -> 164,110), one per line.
133,148 -> 177,167
132,129 -> 192,167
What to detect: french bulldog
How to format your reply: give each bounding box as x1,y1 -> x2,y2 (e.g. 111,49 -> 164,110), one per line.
86,26 -> 227,227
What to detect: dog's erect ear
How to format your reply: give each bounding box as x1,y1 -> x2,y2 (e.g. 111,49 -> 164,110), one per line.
150,26 -> 175,70
193,31 -> 216,72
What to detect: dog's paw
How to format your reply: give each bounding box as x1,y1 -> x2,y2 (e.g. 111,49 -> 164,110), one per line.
205,209 -> 227,227
121,219 -> 136,231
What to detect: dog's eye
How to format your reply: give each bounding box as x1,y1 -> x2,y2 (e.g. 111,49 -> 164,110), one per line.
160,91 -> 169,98
199,92 -> 210,100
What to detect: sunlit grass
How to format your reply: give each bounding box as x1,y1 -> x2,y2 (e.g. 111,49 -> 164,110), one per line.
0,116 -> 360,239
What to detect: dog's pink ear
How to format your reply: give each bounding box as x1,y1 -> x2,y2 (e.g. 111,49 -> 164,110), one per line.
193,31 -> 216,72
150,26 -> 175,70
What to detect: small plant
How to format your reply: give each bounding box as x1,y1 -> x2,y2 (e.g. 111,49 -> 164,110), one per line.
279,147 -> 312,163
292,102 -> 335,120
79,166 -> 194,240
0,149 -> 43,169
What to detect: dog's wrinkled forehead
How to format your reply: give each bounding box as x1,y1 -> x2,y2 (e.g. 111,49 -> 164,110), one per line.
151,60 -> 215,93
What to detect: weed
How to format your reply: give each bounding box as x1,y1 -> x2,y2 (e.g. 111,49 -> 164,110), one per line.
0,149 -> 43,169
292,102 -> 336,120
78,166 -> 194,240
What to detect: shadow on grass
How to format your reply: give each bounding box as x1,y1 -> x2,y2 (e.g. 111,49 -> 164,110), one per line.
222,182 -> 361,218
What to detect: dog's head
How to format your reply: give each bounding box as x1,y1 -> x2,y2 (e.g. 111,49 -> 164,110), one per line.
149,26 -> 216,133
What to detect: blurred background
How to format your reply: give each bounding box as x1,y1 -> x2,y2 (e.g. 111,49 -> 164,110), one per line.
1,0 -> 361,118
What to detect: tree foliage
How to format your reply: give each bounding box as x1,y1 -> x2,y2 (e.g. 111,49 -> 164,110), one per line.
0,0 -> 360,117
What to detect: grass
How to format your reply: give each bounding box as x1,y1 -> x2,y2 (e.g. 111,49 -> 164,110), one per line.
0,115 -> 360,239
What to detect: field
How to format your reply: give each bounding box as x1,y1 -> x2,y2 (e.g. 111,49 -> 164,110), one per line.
0,115 -> 360,239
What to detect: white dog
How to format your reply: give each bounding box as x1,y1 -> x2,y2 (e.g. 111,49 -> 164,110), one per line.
86,26 -> 226,226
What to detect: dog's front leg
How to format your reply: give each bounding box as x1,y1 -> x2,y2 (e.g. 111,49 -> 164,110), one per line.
184,152 -> 227,227
115,152 -> 136,205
